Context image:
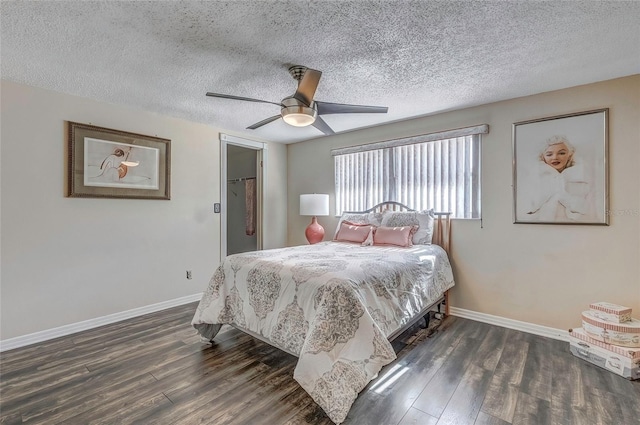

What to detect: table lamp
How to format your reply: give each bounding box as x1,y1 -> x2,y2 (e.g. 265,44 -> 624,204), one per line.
300,194 -> 329,244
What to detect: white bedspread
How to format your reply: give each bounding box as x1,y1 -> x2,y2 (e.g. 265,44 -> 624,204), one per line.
192,241 -> 454,424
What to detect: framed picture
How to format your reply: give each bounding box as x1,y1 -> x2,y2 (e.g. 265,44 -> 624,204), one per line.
67,122 -> 171,199
512,109 -> 608,225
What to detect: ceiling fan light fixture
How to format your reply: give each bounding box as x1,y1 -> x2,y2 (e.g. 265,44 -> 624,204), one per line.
281,105 -> 317,127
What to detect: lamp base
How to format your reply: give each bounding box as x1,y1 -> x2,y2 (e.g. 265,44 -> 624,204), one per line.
305,216 -> 325,244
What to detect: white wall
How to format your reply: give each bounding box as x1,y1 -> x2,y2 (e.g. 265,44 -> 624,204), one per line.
287,75 -> 640,331
263,142 -> 288,250
0,80 -> 288,340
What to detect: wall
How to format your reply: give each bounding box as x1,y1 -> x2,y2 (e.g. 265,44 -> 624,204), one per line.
0,80 -> 288,341
287,75 -> 640,331
263,142 -> 288,250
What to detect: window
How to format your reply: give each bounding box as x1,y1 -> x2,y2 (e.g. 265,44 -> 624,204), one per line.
333,125 -> 487,218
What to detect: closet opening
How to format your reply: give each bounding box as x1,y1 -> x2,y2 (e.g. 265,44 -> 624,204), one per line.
220,134 -> 266,258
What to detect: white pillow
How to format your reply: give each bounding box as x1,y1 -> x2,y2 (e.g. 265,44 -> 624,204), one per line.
380,209 -> 435,244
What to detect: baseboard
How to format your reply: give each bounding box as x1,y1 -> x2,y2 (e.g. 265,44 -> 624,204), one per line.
1,297 -> 568,352
0,293 -> 203,352
449,306 -> 569,342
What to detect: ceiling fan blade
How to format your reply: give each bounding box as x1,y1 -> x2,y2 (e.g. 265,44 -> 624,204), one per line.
312,116 -> 335,135
247,115 -> 281,130
293,68 -> 322,106
206,92 -> 282,107
316,101 -> 388,115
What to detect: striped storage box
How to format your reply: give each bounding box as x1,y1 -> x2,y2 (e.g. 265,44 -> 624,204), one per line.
569,328 -> 640,380
589,301 -> 632,323
569,328 -> 640,361
581,310 -> 640,348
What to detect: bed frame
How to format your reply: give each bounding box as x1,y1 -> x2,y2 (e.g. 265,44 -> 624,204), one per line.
340,201 -> 452,341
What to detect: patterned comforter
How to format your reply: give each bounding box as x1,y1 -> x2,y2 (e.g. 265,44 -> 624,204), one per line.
192,241 -> 455,424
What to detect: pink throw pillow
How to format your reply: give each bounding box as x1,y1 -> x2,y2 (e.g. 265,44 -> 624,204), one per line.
373,226 -> 417,247
334,221 -> 374,244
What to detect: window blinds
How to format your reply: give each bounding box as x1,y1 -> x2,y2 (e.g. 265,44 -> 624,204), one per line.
333,125 -> 487,218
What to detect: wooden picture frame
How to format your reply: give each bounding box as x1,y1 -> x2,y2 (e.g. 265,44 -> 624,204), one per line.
67,122 -> 171,199
512,109 -> 608,225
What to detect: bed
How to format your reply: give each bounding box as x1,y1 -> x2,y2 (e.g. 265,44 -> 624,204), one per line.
191,202 -> 455,424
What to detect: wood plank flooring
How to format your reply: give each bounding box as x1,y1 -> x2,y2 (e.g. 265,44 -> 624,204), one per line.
1,302 -> 638,425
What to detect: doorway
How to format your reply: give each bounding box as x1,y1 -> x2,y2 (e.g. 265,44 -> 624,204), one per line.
220,134 -> 267,258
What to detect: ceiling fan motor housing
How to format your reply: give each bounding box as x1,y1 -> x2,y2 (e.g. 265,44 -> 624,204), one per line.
281,97 -> 317,127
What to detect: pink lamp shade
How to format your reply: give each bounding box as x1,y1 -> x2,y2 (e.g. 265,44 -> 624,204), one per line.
300,194 -> 329,245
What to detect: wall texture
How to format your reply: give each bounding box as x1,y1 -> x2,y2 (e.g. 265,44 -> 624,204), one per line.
0,80 -> 287,340
287,75 -> 640,331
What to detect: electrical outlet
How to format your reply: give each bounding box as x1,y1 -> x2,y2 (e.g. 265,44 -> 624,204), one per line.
186,270 -> 192,280
214,203 -> 221,213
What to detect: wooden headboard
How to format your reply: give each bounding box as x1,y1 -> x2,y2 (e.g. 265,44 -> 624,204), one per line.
343,201 -> 452,255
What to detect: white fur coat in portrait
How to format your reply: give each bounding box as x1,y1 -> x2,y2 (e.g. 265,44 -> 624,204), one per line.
518,159 -> 596,222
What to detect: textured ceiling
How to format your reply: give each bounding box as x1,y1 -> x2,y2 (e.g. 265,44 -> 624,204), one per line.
1,1 -> 639,144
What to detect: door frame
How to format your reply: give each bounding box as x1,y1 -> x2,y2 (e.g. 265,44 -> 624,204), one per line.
220,133 -> 267,260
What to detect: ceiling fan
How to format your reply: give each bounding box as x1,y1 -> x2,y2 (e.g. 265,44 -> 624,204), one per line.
206,65 -> 388,135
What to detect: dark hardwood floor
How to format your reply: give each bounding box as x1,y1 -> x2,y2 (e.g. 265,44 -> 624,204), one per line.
1,302 -> 638,425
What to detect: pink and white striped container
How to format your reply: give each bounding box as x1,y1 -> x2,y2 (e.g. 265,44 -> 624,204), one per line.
589,301 -> 632,323
569,328 -> 640,380
569,327 -> 640,361
581,310 -> 640,348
